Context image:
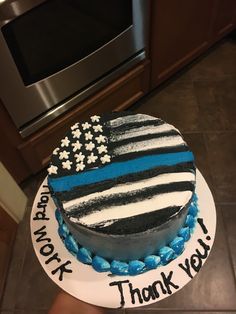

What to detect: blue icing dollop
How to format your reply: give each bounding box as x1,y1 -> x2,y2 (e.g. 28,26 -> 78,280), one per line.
65,235 -> 79,255
192,193 -> 198,202
77,247 -> 92,264
169,236 -> 185,255
92,256 -> 110,272
188,203 -> 198,217
55,208 -> 63,225
129,260 -> 146,275
144,255 -> 161,269
178,226 -> 190,241
185,214 -> 195,228
58,224 -> 69,238
159,246 -> 175,265
110,260 -> 129,275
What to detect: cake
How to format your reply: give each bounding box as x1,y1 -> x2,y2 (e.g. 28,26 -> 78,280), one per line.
47,112 -> 197,275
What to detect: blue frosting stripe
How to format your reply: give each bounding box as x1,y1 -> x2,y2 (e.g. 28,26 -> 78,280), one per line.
49,151 -> 194,192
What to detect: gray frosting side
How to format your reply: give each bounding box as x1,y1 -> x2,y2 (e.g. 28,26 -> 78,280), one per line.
62,198 -> 190,261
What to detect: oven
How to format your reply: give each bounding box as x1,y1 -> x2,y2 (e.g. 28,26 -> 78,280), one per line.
0,0 -> 148,137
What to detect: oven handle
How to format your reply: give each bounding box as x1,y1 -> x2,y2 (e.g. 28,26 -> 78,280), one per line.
0,0 -> 46,27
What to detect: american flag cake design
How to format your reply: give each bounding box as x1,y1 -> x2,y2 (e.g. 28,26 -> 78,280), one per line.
48,112 -> 196,260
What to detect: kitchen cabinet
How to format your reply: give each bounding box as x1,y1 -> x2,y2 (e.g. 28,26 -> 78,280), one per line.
212,0 -> 236,40
150,0 -> 236,88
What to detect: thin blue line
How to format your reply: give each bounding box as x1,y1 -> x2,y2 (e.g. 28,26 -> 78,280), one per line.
49,151 -> 194,192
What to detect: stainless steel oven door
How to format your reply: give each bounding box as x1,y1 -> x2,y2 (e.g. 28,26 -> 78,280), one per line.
0,0 -> 148,137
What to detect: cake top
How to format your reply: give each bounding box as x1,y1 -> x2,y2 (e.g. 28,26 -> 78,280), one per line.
48,112 -> 195,235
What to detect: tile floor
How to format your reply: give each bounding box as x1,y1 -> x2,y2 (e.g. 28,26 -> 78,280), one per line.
1,36 -> 236,313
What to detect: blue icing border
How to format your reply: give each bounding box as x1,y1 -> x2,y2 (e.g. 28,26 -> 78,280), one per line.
55,194 -> 199,276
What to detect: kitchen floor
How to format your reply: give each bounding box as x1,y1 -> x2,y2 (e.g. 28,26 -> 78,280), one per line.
1,36 -> 236,314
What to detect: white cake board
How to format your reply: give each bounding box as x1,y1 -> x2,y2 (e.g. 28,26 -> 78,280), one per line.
31,169 -> 216,309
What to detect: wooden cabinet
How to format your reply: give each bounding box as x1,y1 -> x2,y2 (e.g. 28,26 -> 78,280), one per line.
150,0 -> 215,87
1,60 -> 150,181
150,0 -> 236,88
212,0 -> 236,40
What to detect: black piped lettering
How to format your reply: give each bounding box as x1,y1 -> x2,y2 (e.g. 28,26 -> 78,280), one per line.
152,279 -> 167,297
40,243 -> 54,256
51,261 -> 72,281
109,280 -> 129,307
34,226 -> 51,243
129,283 -> 143,304
161,271 -> 179,294
45,253 -> 61,265
142,285 -> 156,302
179,258 -> 193,278
197,218 -> 208,234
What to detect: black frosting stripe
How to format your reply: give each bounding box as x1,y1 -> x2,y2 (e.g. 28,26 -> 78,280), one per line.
56,162 -> 195,202
88,206 -> 182,235
66,181 -> 195,218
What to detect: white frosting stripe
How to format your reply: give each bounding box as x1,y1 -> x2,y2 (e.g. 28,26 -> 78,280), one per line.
64,172 -> 195,211
109,114 -> 157,128
110,124 -> 179,142
112,135 -> 186,156
77,191 -> 192,227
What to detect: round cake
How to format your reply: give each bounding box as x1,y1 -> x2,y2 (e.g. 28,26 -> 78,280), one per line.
48,112 -> 196,263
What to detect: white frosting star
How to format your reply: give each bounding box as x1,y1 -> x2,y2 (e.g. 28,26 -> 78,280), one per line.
82,122 -> 91,130
93,124 -> 103,133
85,131 -> 93,141
95,134 -> 106,144
61,137 -> 70,147
53,148 -> 59,155
71,123 -> 79,130
71,141 -> 82,152
97,145 -> 107,154
76,162 -> 85,172
47,165 -> 58,175
59,150 -> 70,160
62,160 -> 73,170
85,141 -> 95,151
87,153 -> 98,164
74,152 -> 85,163
72,129 -> 82,139
91,115 -> 100,122
100,154 -> 111,164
